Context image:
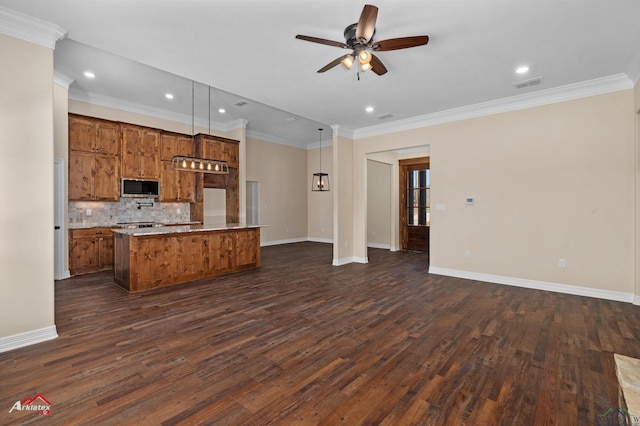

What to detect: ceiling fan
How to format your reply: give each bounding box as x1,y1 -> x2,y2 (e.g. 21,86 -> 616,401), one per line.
295,4 -> 429,76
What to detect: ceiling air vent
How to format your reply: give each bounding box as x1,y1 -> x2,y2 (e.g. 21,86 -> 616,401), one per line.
234,101 -> 248,107
376,113 -> 394,120
513,76 -> 543,89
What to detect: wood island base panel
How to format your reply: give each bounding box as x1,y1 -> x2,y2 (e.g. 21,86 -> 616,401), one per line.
113,225 -> 260,293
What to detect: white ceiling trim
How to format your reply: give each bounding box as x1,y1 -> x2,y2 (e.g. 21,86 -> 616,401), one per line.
0,5 -> 65,49
352,73 -> 633,140
246,129 -> 308,150
53,71 -> 74,89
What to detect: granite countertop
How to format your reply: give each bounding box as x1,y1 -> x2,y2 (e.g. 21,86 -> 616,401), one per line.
68,221 -> 201,230
111,223 -> 264,236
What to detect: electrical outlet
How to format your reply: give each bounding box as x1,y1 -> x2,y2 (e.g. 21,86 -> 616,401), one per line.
86,209 -> 92,216
464,250 -> 471,258
177,208 -> 181,214
558,259 -> 566,268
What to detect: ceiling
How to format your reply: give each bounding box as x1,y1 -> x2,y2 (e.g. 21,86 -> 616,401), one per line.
2,0 -> 640,148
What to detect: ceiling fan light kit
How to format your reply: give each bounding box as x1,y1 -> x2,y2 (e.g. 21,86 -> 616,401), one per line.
295,4 -> 429,77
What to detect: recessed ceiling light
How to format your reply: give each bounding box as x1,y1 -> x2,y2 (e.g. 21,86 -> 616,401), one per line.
83,71 -> 95,79
165,93 -> 174,100
516,66 -> 530,74
365,106 -> 374,113
218,108 -> 226,114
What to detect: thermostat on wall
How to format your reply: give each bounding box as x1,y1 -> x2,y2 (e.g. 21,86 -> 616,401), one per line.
465,197 -> 474,205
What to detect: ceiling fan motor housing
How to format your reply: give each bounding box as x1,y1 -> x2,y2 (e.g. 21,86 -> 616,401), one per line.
344,23 -> 375,48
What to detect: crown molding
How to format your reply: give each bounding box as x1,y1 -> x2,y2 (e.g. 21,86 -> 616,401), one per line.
0,6 -> 65,49
53,71 -> 74,89
353,73 -> 634,140
627,50 -> 640,86
69,89 -> 231,133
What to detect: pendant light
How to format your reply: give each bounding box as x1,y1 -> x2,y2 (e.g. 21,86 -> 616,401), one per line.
171,81 -> 228,174
311,128 -> 330,191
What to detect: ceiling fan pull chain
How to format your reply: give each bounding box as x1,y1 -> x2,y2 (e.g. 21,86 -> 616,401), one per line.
357,71 -> 360,81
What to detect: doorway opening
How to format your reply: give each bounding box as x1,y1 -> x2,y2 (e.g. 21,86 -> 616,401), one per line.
400,157 -> 430,253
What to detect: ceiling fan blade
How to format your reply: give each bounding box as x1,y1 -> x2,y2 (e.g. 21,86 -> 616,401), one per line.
355,4 -> 378,43
317,55 -> 350,73
372,35 -> 429,51
370,54 -> 388,75
295,34 -> 349,49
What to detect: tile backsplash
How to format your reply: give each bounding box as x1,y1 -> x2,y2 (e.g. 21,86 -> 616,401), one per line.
69,198 -> 191,226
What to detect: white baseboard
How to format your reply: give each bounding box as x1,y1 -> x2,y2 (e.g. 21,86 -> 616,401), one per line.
307,237 -> 333,244
367,242 -> 391,250
0,326 -> 58,354
260,237 -> 307,247
429,266 -> 635,303
634,294 -> 640,306
55,270 -> 71,281
333,256 -> 368,266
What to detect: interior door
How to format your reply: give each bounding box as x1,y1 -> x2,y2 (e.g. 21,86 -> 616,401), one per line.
400,158 -> 430,252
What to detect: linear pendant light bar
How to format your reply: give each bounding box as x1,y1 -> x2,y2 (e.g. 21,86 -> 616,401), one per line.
172,156 -> 229,174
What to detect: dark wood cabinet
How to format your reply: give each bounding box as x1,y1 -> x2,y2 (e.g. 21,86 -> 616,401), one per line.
69,227 -> 114,276
121,124 -> 161,179
68,115 -> 120,201
160,161 -> 196,202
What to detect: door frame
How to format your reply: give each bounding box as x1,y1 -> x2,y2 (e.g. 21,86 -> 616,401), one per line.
399,157 -> 430,251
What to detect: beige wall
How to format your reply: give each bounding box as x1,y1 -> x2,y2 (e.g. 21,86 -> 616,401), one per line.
333,133 -> 355,263
350,90 -> 636,295
246,137 -> 307,243
367,160 -> 392,247
307,144 -> 333,242
0,35 -> 56,339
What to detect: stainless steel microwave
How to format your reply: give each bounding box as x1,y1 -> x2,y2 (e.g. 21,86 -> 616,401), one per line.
121,179 -> 160,198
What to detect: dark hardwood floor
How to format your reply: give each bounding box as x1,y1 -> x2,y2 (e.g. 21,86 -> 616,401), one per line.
1,242 -> 639,425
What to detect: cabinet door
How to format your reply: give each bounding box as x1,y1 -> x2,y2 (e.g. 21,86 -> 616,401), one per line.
223,142 -> 239,168
179,170 -> 196,203
99,236 -> 114,268
140,153 -> 160,179
70,238 -> 98,272
69,116 -> 95,152
234,229 -> 259,269
142,129 -> 160,156
94,154 -> 120,200
175,234 -> 204,281
121,125 -> 143,155
69,150 -> 95,200
160,133 -> 177,161
160,161 -> 179,201
176,135 -> 194,157
95,120 -> 120,155
202,233 -> 232,275
135,236 -> 175,289
203,139 -> 223,160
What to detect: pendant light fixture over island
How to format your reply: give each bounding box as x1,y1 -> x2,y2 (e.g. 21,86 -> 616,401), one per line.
312,128 -> 330,191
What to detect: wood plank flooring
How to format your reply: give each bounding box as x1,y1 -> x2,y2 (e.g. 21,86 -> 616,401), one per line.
1,242 -> 639,425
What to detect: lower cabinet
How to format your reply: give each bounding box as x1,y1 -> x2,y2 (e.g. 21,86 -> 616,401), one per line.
69,228 -> 114,276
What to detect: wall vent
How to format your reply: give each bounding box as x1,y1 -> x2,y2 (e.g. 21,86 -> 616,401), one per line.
234,101 -> 248,107
376,112 -> 394,120
513,76 -> 543,89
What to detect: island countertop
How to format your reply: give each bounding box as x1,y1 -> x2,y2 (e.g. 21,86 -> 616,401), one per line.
111,223 -> 263,237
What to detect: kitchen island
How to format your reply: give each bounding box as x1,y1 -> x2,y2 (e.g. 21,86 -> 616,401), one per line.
113,224 -> 260,293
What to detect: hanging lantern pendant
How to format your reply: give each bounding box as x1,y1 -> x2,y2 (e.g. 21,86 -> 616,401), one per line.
312,128 -> 330,191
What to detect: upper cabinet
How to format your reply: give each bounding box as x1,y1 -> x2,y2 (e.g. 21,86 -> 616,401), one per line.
196,134 -> 239,168
69,114 -> 119,155
121,124 -> 161,179
161,132 -> 194,160
68,114 -> 120,201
